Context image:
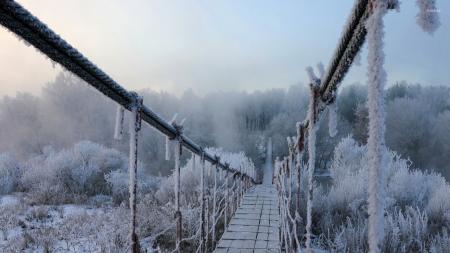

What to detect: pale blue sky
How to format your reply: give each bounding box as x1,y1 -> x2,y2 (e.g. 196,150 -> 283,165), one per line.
0,0 -> 449,96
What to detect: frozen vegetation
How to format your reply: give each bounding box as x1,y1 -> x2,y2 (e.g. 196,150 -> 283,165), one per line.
1,136 -> 449,252
0,141 -> 254,252
0,73 -> 449,252
291,137 -> 450,252
328,137 -> 448,252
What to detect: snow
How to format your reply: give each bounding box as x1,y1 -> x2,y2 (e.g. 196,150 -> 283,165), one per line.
113,105 -> 124,140
365,1 -> 388,252
0,195 -> 19,207
416,0 -> 441,34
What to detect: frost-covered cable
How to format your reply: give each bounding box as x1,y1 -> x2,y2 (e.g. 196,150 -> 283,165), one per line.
366,1 -> 388,252
280,160 -> 293,251
328,101 -> 338,137
416,0 -> 440,34
113,105 -> 125,140
128,92 -> 143,253
287,141 -> 301,250
305,79 -> 319,253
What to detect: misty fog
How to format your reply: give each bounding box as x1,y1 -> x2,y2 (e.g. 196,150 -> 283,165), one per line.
1,72 -> 449,180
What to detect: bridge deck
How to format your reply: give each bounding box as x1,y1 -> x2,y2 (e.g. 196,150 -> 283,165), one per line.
214,184 -> 280,253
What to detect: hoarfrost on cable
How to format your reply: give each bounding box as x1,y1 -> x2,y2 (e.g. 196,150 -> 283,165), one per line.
416,0 -> 441,34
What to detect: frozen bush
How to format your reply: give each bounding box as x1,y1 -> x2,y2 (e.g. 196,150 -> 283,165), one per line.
21,141 -> 127,204
105,167 -> 160,205
313,136 -> 450,252
156,147 -> 255,206
383,207 -> 429,252
0,153 -> 21,194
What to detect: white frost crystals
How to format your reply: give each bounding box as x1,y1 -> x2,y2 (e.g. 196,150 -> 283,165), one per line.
416,0 -> 441,34
128,93 -> 143,252
366,1 -> 388,253
113,105 -> 125,140
305,67 -> 320,253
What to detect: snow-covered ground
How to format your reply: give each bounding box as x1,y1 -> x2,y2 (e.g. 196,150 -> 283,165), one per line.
0,194 -> 136,253
0,142 -> 256,252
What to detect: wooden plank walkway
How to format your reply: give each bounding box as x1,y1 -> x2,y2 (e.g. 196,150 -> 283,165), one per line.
214,184 -> 280,253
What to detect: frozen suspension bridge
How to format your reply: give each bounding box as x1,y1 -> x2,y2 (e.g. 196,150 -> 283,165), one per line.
0,0 -> 430,252
214,142 -> 280,253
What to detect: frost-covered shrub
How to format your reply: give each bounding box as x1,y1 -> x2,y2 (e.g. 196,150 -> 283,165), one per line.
21,141 -> 127,204
154,147 -> 255,250
383,207 -> 429,252
313,136 -> 450,252
156,147 -> 255,206
327,137 -> 368,213
105,167 -> 160,205
0,196 -> 26,242
0,153 -> 21,194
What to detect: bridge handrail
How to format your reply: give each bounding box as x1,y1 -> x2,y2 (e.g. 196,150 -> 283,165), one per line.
0,0 -> 256,184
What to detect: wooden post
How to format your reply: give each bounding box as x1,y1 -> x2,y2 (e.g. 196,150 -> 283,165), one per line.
224,169 -> 229,227
200,152 -> 206,252
205,197 -> 210,251
305,82 -> 319,253
174,137 -> 182,252
296,124 -> 305,217
129,93 -> 143,253
212,161 -> 218,249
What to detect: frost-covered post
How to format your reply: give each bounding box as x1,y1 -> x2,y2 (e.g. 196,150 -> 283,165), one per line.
224,165 -> 229,227
366,1 -> 388,252
200,151 -> 206,252
287,137 -> 294,203
205,194 -> 210,251
239,168 -> 244,201
305,66 -> 320,253
239,173 -> 243,204
211,156 -> 219,248
172,124 -> 183,252
128,92 -> 143,253
296,123 -> 305,216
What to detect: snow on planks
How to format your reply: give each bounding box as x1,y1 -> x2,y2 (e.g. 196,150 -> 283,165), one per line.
214,184 -> 280,253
